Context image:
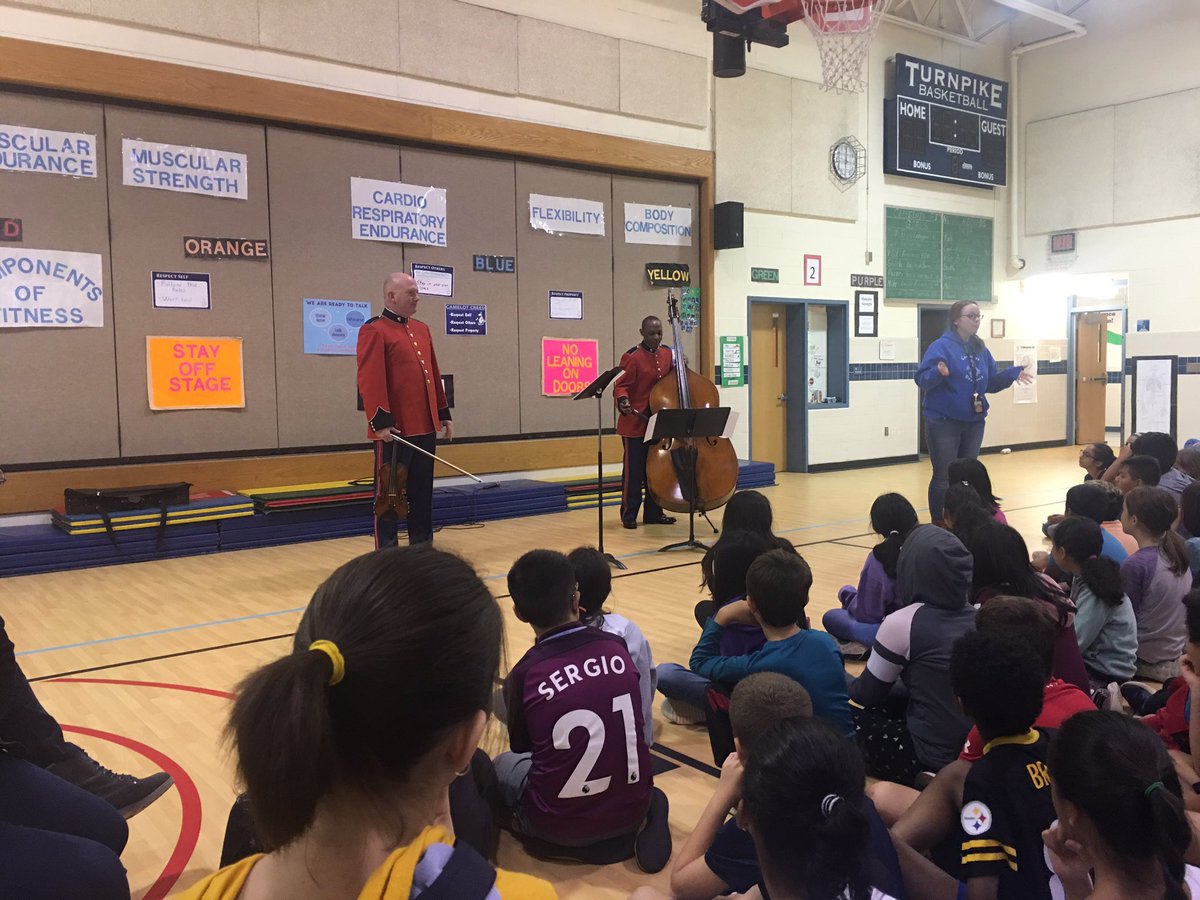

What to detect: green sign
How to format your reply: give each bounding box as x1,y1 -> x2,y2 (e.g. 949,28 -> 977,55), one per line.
720,335 -> 745,387
750,267 -> 779,283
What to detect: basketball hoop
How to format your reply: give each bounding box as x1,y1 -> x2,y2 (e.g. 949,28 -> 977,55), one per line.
799,0 -> 890,93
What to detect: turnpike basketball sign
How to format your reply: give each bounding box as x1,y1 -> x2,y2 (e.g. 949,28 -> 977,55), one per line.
884,54 -> 1008,189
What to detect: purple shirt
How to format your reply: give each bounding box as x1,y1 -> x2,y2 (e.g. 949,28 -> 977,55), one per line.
505,623 -> 652,842
1122,546 -> 1194,664
841,553 -> 897,625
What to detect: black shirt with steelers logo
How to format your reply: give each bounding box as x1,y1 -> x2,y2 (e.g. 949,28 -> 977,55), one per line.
960,728 -> 1058,899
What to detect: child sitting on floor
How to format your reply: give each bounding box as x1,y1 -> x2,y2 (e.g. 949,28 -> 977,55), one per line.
1044,710 -> 1198,899
1121,486 -> 1194,680
1050,516 -> 1137,689
689,549 -> 854,738
948,457 -> 1006,523
953,629 -> 1060,900
569,545 -> 656,747
823,492 -> 919,657
498,549 -> 670,872
942,482 -> 992,548
1114,454 -> 1162,493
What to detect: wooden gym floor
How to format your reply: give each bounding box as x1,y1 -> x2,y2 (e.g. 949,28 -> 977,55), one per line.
0,446 -> 1083,898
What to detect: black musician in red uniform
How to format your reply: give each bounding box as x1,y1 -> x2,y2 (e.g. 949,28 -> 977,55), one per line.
614,315 -> 677,530
356,272 -> 452,547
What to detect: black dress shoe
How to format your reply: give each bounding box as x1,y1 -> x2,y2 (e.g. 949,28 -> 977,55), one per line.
644,516 -> 677,525
622,521 -> 638,529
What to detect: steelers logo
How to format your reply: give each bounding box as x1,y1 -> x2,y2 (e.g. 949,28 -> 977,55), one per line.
960,801 -> 992,835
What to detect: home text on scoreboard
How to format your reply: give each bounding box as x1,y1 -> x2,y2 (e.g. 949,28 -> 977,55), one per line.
883,54 -> 1008,189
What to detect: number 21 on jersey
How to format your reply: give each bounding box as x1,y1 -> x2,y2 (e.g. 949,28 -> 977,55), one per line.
552,693 -> 641,799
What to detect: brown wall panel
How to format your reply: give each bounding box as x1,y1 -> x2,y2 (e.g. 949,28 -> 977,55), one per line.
611,176 -> 701,385
514,164 -> 615,434
399,149 -> 518,439
266,128 -> 401,447
0,93 -> 119,464
104,107 -> 277,457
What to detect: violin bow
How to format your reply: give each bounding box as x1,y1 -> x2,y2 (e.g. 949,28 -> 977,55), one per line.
386,430 -> 483,483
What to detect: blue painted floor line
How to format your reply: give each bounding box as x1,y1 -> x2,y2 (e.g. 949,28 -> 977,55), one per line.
18,606 -> 305,657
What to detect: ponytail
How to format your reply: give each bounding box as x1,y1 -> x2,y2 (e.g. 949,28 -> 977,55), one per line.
869,493 -> 918,580
1053,516 -> 1125,607
1126,487 -> 1189,576
229,648 -> 336,849
1050,711 -> 1192,900
1147,784 -> 1190,900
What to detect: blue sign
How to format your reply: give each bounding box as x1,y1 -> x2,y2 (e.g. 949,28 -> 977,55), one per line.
473,254 -> 515,274
303,298 -> 371,354
446,304 -> 487,336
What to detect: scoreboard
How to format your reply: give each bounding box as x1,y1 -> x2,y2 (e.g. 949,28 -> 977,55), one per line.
884,54 -> 1008,189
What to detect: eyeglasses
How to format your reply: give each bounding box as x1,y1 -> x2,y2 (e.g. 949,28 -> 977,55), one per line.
962,313 -> 984,321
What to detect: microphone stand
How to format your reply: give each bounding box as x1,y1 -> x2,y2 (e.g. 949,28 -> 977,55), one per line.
572,366 -> 627,570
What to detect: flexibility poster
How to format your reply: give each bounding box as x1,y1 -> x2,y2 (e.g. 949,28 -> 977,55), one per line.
542,337 -> 599,397
303,299 -> 370,355
1013,341 -> 1038,404
147,336 -> 245,410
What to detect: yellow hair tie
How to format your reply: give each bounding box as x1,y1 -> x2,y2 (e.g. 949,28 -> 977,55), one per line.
308,640 -> 345,686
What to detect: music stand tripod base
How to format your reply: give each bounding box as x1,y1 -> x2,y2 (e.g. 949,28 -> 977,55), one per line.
643,406 -> 731,554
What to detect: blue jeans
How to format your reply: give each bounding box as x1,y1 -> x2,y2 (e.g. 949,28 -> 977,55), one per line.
0,754 -> 129,900
655,663 -> 710,710
925,417 -> 986,521
821,609 -> 881,646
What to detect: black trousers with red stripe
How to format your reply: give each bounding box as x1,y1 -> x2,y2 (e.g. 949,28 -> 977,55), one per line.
620,436 -> 664,525
373,432 -> 436,547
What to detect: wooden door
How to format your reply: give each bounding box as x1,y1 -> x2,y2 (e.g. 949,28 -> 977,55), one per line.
1075,312 -> 1107,443
750,303 -> 788,470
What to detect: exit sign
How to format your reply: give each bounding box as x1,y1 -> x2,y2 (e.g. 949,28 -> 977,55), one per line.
750,267 -> 779,283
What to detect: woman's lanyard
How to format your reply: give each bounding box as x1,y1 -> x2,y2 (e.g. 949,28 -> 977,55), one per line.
966,344 -> 983,413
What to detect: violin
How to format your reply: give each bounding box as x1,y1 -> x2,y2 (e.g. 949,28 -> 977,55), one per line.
644,291 -> 739,514
374,440 -> 410,520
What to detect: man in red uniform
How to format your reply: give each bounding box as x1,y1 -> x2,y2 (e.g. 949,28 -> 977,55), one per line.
614,315 -> 677,530
356,272 -> 452,547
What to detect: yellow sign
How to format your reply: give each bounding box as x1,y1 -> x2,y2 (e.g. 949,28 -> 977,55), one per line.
146,336 -> 245,410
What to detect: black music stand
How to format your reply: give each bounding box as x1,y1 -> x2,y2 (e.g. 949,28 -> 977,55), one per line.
646,406 -> 731,553
572,366 -> 627,570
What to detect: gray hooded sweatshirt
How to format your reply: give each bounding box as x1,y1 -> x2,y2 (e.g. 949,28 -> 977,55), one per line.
849,524 -> 977,770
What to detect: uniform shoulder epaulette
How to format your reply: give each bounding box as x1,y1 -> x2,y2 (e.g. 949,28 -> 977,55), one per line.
626,345 -> 639,354
363,314 -> 383,325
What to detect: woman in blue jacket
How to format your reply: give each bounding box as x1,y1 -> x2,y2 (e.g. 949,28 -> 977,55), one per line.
915,301 -> 1031,522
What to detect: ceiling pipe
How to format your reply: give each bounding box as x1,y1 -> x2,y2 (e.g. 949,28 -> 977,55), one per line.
1007,23 -> 1088,272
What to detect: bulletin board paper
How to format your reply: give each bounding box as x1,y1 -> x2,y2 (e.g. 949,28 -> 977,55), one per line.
1013,341 -> 1037,404
1132,356 -> 1177,436
147,336 -> 245,410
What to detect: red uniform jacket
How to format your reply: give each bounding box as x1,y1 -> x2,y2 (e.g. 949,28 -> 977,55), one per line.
356,308 -> 450,439
613,343 -> 674,439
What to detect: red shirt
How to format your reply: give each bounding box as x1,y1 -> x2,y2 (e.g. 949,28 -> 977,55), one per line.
613,343 -> 674,438
356,309 -> 449,439
959,678 -> 1094,761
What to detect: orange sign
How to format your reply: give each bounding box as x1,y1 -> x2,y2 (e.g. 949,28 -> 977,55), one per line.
147,336 -> 245,410
542,337 -> 599,397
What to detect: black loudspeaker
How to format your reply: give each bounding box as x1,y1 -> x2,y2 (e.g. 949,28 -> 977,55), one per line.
713,201 -> 744,250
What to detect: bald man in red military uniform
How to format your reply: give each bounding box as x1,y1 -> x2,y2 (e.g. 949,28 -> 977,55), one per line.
357,272 -> 452,547
614,315 -> 677,529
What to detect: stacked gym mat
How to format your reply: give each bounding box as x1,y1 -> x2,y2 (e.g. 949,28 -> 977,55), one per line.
1,461 -> 774,577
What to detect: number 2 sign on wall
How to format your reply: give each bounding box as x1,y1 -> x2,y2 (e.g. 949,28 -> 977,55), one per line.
803,254 -> 822,286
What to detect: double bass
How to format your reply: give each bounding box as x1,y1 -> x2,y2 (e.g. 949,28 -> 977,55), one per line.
645,291 -> 739,515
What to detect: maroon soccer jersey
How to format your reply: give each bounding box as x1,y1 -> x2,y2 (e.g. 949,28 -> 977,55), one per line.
505,623 -> 652,842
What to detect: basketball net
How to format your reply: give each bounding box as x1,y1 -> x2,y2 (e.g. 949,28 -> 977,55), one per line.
798,0 -> 890,93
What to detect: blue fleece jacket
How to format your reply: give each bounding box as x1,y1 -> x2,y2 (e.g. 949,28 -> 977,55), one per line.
915,330 -> 1023,422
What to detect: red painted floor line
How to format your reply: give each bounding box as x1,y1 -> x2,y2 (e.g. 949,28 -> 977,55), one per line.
51,676 -> 235,700
61,724 -> 202,900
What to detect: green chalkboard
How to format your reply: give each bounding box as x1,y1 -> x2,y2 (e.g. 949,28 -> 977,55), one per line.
885,207 -> 941,300
941,214 -> 993,302
885,206 -> 994,303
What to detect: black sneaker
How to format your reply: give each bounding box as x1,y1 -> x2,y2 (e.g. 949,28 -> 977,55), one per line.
634,787 -> 672,874
1120,681 -> 1154,715
47,743 -> 174,818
